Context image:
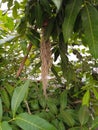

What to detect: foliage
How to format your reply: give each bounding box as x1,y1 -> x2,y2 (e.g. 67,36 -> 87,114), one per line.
0,0 -> 98,129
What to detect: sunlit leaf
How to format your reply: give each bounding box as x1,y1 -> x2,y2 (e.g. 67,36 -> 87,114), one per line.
82,90 -> 90,106
52,0 -> 62,10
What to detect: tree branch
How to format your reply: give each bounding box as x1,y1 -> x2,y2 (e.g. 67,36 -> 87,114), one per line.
16,43 -> 32,78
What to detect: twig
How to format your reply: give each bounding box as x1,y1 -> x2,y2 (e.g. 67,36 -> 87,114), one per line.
24,100 -> 31,114
16,43 -> 32,78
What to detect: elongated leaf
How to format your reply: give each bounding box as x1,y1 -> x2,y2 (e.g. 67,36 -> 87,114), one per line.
93,88 -> 98,100
11,80 -> 30,117
15,113 -> 57,130
78,106 -> 89,125
91,117 -> 98,129
52,0 -> 62,10
82,90 -> 90,106
59,110 -> 75,127
82,4 -> 98,58
1,89 -> 10,109
58,121 -> 65,130
60,90 -> 67,110
0,99 -> 2,121
47,101 -> 58,115
35,3 -> 43,27
63,0 -> 82,43
1,121 -> 12,130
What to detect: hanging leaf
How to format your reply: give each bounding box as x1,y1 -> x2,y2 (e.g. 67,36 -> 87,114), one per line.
15,113 -> 57,130
52,0 -> 63,11
82,4 -> 98,58
11,80 -> 30,117
63,0 -> 82,43
60,90 -> 67,110
78,106 -> 89,125
91,117 -> 98,129
0,99 -> 2,121
35,2 -> 43,27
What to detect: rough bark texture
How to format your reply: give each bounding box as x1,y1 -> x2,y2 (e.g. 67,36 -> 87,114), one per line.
40,29 -> 51,97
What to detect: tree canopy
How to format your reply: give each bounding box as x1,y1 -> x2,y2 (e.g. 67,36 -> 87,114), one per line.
0,0 -> 98,129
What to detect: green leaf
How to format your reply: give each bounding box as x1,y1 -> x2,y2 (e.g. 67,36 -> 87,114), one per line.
91,117 -> 98,129
58,121 -> 65,130
52,0 -> 62,10
0,99 -> 2,121
11,80 -> 30,117
1,89 -> 10,109
60,90 -> 67,110
15,113 -> 57,130
1,121 -> 12,130
35,3 -> 43,27
82,90 -> 90,106
59,110 -> 75,127
12,5 -> 17,19
69,127 -> 88,130
47,100 -> 58,115
63,0 -> 82,43
93,88 -> 98,100
78,106 -> 89,125
82,4 -> 98,58
40,0 -> 51,13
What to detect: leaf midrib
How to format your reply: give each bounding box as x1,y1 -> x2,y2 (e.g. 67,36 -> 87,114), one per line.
16,117 -> 45,130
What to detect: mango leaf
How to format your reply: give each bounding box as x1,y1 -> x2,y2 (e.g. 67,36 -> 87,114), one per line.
58,121 -> 65,130
93,88 -> 98,100
59,110 -> 75,127
11,80 -> 30,117
91,117 -> 98,129
60,90 -> 67,110
1,89 -> 10,109
82,90 -> 90,106
15,113 -> 57,130
0,121 -> 12,130
35,2 -> 43,27
82,4 -> 98,58
47,101 -> 58,115
78,106 -> 89,125
0,99 -> 2,121
63,0 -> 82,43
52,0 -> 62,11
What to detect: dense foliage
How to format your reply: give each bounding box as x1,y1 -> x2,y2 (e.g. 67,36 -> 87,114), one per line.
0,0 -> 98,129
